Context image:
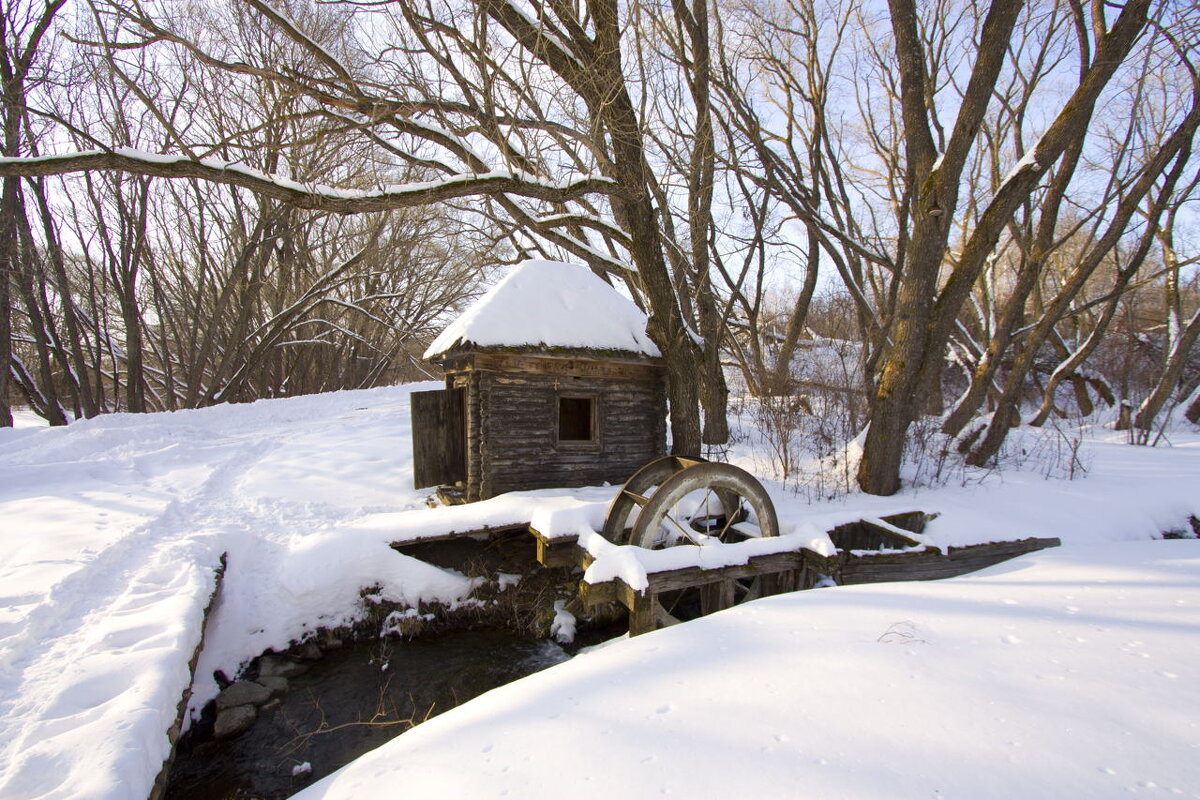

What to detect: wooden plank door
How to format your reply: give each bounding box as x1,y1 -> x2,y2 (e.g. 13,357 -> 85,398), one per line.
411,388 -> 466,489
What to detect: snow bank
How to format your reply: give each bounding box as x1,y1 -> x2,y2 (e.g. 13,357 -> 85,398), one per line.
0,537 -> 221,800
292,541 -> 1200,799
423,259 -> 660,358
0,386 -> 469,799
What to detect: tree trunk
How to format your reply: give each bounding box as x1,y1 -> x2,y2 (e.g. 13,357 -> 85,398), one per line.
1,53 -> 18,427
1028,331 -> 1093,426
767,228 -> 821,395
1133,310 -> 1200,438
1186,387 -> 1200,425
27,178 -> 99,417
858,0 -> 1027,495
857,239 -> 942,495
0,176 -> 14,428
1133,222 -> 1200,439
12,246 -> 69,425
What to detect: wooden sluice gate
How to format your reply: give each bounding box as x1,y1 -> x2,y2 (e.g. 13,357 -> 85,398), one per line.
586,534 -> 1063,635
573,514 -> 1060,636
394,512 -> 1061,638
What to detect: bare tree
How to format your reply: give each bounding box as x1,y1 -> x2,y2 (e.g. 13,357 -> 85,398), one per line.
1,0 -> 69,426
712,0 -> 888,397
4,0 -> 495,419
857,0 -> 1159,492
965,22 -> 1200,464
0,0 -> 740,450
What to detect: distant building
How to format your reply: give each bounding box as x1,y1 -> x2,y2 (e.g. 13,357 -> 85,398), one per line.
413,260 -> 667,502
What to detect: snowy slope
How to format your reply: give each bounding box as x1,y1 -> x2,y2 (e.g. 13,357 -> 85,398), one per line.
292,541 -> 1200,799
1,383 -> 1199,799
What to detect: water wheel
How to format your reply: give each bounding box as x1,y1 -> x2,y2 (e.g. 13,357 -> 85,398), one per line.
601,456 -> 780,627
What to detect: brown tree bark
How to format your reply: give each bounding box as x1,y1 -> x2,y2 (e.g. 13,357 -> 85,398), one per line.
0,176 -> 14,428
1133,206 -> 1200,438
858,0 -> 1027,495
1186,389 -> 1200,425
859,0 -> 1153,493
968,80 -> 1200,464
26,177 -> 99,417
482,0 -> 706,453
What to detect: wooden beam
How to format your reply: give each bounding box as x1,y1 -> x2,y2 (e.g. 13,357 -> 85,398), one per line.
440,351 -> 665,381
838,537 -> 1060,584
699,580 -> 735,614
529,527 -> 584,568
389,523 -> 531,550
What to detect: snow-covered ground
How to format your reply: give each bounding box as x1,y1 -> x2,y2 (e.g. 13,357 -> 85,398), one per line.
295,541 -> 1200,799
1,383 -> 1198,799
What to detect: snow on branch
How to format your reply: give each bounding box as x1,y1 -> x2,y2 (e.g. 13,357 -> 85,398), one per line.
0,149 -> 622,212
533,211 -> 629,244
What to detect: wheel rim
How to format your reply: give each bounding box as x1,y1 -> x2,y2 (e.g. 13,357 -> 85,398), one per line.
625,462 -> 780,625
600,455 -> 707,543
629,462 -> 779,549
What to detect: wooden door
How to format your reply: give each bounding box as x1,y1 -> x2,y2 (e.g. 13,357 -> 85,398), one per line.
411,388 -> 466,488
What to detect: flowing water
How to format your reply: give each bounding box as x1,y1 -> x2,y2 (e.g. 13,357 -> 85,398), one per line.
164,628 -> 612,799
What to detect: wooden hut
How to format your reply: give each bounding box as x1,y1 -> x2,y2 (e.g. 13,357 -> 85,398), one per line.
412,260 -> 667,502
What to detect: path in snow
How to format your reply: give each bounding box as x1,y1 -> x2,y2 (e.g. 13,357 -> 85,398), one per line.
0,387 -> 439,799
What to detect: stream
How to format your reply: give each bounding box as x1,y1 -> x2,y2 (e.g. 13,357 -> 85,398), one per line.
164,627 -> 616,799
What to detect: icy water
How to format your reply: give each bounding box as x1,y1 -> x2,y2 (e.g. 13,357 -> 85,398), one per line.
164,630 -> 590,799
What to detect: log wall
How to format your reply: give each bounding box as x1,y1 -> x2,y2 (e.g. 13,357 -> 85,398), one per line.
445,352 -> 666,501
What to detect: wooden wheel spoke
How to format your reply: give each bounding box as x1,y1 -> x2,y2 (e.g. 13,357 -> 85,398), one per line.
716,497 -> 747,541
721,523 -> 756,542
622,489 -> 650,507
661,511 -> 709,547
685,488 -> 718,531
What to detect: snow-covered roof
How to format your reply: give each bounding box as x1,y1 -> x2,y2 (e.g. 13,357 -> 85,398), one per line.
423,259 -> 661,360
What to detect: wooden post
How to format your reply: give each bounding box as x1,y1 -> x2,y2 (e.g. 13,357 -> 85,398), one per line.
699,580 -> 735,614
627,587 -> 658,636
760,568 -> 797,596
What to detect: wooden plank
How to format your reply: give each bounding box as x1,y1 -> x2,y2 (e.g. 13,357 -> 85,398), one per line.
411,388 -> 466,489
435,485 -> 468,506
879,511 -> 929,534
760,567 -> 801,595
389,523 -> 531,549
829,518 -> 923,551
643,552 -> 808,593
622,489 -> 650,506
579,577 -> 618,607
946,537 -> 1061,559
582,548 -> 832,603
838,537 -> 1061,585
586,548 -> 832,636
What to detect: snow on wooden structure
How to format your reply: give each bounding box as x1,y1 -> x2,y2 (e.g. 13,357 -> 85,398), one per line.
413,260 -> 666,502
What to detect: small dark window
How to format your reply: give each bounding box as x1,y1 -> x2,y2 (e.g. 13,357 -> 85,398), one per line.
558,396 -> 594,442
